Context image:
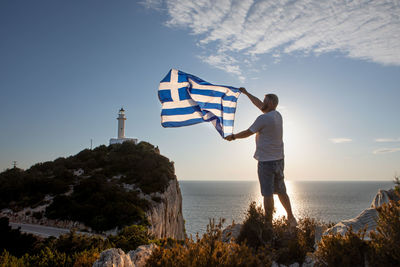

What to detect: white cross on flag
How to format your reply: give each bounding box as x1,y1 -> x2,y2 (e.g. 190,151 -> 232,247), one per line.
158,69 -> 241,138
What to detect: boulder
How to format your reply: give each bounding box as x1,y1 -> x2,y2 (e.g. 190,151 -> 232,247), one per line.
93,244 -> 158,267
323,189 -> 394,239
128,244 -> 157,267
222,223 -> 242,242
93,248 -> 132,267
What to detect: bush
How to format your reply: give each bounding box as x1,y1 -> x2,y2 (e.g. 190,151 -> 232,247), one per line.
45,176 -> 149,231
314,199 -> 400,267
394,175 -> 400,195
0,250 -> 25,266
40,231 -> 111,254
0,221 -> 152,266
71,249 -> 101,267
148,202 -> 320,266
0,247 -> 100,267
0,140 -> 175,232
24,247 -> 69,267
237,202 -> 321,265
0,217 -> 39,257
146,219 -> 272,267
314,227 -> 367,267
368,200 -> 400,266
237,202 -> 273,249
109,225 -> 153,252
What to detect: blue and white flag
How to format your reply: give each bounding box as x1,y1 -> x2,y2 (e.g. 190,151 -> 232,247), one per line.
158,69 -> 241,138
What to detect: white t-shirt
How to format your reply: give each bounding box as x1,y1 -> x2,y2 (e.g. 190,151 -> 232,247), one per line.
248,110 -> 284,162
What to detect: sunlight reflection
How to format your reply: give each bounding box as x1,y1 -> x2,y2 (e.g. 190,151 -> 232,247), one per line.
255,181 -> 293,219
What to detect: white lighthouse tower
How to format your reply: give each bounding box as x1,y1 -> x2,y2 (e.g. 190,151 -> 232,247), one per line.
117,108 -> 126,139
109,108 -> 138,145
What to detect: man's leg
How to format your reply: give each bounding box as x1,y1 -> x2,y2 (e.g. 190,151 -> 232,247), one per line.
263,195 -> 274,224
277,193 -> 295,220
258,161 -> 275,223
274,159 -> 297,226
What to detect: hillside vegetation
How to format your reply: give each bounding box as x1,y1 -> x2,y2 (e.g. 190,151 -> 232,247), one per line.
1,184 -> 399,266
0,141 -> 175,231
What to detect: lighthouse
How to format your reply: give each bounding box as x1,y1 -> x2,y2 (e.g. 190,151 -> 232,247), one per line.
117,108 -> 126,139
109,108 -> 138,145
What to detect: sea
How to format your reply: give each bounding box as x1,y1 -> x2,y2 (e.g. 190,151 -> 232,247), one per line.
180,180 -> 394,236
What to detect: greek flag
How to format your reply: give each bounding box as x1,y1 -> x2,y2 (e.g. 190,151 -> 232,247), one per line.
158,69 -> 241,138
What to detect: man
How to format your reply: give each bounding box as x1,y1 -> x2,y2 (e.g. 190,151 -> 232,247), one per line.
225,87 -> 297,226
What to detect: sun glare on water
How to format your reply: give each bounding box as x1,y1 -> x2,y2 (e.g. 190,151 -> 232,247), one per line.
255,181 -> 294,219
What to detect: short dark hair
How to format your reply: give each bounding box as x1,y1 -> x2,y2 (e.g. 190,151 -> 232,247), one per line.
265,94 -> 279,108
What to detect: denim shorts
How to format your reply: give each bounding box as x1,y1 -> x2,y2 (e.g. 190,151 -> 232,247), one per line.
257,159 -> 286,196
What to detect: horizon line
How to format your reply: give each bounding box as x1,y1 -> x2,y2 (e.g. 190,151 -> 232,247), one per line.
178,179 -> 395,182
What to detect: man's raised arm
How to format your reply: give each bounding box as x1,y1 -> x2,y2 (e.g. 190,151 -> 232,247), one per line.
239,87 -> 264,111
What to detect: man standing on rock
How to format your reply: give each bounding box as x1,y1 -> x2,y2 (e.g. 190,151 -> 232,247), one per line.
225,87 -> 297,227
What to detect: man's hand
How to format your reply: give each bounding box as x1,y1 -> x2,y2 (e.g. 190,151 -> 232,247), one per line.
239,87 -> 248,95
239,87 -> 264,111
225,135 -> 234,141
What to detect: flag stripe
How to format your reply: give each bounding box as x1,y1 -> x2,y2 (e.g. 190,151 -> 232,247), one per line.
161,99 -> 238,110
161,106 -> 201,116
189,95 -> 238,105
162,113 -> 202,122
197,102 -> 236,113
190,88 -> 239,98
189,78 -> 239,94
162,114 -> 234,126
159,82 -> 189,90
203,109 -> 235,119
162,107 -> 236,118
162,118 -> 204,127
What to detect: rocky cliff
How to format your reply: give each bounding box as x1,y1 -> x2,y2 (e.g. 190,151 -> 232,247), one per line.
0,141 -> 186,240
143,179 -> 185,239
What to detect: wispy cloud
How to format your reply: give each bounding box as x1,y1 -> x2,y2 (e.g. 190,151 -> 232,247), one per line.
373,148 -> 400,154
145,0 -> 400,77
330,138 -> 352,144
375,137 -> 400,142
199,54 -> 244,81
140,0 -> 164,10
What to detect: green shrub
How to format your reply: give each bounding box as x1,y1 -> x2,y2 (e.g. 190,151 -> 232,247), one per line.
24,247 -> 69,267
237,202 -> 321,265
0,217 -> 39,257
314,227 -> 367,267
40,231 -> 111,254
368,200 -> 400,266
146,219 -> 272,267
71,249 -> 101,267
0,250 -> 25,267
0,222 -> 152,266
237,201 -> 273,249
109,225 -> 153,252
0,247 -> 100,267
45,175 -> 149,231
394,175 -> 400,195
0,141 -> 175,232
314,198 -> 400,267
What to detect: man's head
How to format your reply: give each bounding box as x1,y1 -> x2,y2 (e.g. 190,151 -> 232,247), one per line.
262,94 -> 279,112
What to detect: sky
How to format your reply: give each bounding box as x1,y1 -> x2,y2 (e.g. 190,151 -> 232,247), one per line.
0,0 -> 399,181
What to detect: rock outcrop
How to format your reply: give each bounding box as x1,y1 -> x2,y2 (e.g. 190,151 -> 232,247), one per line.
128,244 -> 157,267
324,188 -> 398,239
93,248 -> 133,267
93,244 -> 157,267
222,223 -> 242,242
144,179 -> 185,240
